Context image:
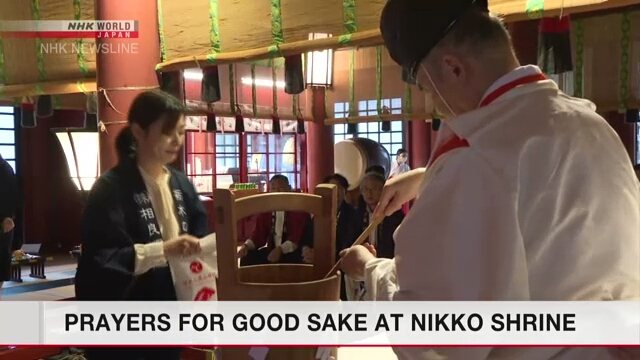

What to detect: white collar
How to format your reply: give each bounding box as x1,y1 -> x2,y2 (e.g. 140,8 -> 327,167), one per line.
479,65 -> 543,104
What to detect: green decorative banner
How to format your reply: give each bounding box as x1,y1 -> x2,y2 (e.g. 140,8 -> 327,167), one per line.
272,62 -> 278,115
209,0 -> 221,53
525,0 -> 544,19
375,46 -> 382,116
403,83 -> 412,120
157,0 -> 167,62
247,58 -> 284,68
32,0 -> 46,82
573,20 -> 584,98
73,0 -> 88,76
229,64 -> 236,109
250,64 -> 257,116
342,0 -> 357,34
619,11 -> 631,111
0,33 -> 6,84
270,0 -> 284,45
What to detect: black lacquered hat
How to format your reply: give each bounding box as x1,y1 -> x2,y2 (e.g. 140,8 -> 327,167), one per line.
380,0 -> 489,83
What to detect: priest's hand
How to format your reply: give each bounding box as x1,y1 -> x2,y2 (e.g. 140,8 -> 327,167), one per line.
363,243 -> 377,257
1,218 -> 14,233
163,235 -> 201,256
374,167 -> 426,217
302,246 -> 314,264
339,245 -> 375,280
268,247 -> 283,263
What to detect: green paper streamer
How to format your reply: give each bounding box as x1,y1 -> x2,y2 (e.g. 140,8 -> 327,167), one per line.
348,50 -> 355,121
342,0 -> 357,34
403,83 -> 412,120
205,53 -> 217,64
338,34 -> 352,45
73,0 -> 88,76
35,84 -> 43,95
209,0 -> 221,53
619,11 -> 631,111
525,0 -> 544,19
53,95 -> 61,109
573,20 -> 584,98
0,32 -> 6,84
76,81 -> 89,93
12,98 -> 20,107
267,45 -> 280,56
375,46 -> 382,118
229,64 -> 236,110
157,0 -> 167,62
31,0 -> 46,82
251,65 -> 257,117
270,0 -> 285,46
272,62 -> 278,115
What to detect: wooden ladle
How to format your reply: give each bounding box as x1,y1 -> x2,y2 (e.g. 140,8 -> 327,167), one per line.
323,216 -> 384,279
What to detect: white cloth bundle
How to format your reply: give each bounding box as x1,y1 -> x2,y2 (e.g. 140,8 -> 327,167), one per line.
168,233 -> 218,301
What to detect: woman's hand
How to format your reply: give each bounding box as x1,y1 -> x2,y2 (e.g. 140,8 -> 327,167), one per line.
163,235 -> 201,256
374,167 -> 426,218
302,246 -> 314,264
363,243 -> 377,257
2,218 -> 14,233
267,247 -> 283,263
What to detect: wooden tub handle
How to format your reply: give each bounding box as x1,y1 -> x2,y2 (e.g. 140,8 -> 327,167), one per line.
323,216 -> 383,279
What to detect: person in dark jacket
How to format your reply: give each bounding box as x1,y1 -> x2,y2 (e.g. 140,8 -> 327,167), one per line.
76,90 -> 208,360
0,154 -> 17,290
353,172 -> 403,259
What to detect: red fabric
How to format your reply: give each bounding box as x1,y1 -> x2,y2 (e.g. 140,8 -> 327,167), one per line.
427,136 -> 471,167
539,16 -> 571,33
250,211 -> 310,248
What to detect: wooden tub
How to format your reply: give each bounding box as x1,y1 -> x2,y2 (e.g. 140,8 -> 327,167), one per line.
214,185 -> 341,360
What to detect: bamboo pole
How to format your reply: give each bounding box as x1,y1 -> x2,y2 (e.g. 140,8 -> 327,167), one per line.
156,29 -> 383,73
324,113 -> 432,125
0,79 -> 96,97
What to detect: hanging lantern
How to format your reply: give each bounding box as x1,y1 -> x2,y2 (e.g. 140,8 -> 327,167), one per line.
538,16 -> 573,74
305,33 -> 334,87
36,95 -> 53,118
201,66 -> 222,102
296,116 -> 305,134
52,127 -> 99,192
380,106 -> 391,132
272,114 -> 281,134
284,55 -> 305,95
625,109 -> 639,123
84,113 -> 98,131
234,109 -> 245,133
431,118 -> 441,131
20,98 -> 36,128
206,114 -> 217,131
86,92 -> 98,114
401,67 -> 416,85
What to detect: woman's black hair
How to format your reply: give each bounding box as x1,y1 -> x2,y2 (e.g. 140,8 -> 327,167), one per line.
115,90 -> 186,163
323,173 -> 350,190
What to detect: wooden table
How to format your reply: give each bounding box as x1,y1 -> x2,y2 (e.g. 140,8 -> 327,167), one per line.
9,256 -> 46,283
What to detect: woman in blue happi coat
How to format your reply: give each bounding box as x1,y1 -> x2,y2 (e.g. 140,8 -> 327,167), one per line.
75,90 -> 209,360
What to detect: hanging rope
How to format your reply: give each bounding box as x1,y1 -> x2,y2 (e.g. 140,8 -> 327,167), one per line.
94,85 -> 160,132
618,11 -> 631,112
573,19 -> 584,98
251,64 -> 258,117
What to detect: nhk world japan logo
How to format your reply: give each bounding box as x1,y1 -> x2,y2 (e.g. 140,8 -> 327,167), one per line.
0,20 -> 139,38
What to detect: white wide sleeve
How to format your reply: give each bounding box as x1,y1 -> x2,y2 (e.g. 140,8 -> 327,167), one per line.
391,148 -> 530,360
363,258 -> 398,301
133,242 -> 167,275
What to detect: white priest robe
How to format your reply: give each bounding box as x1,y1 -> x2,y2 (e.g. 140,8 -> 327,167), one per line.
362,66 -> 640,360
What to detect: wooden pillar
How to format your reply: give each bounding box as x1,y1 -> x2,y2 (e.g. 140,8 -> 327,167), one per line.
306,87 -> 334,190
407,120 -> 431,168
96,0 -> 160,173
